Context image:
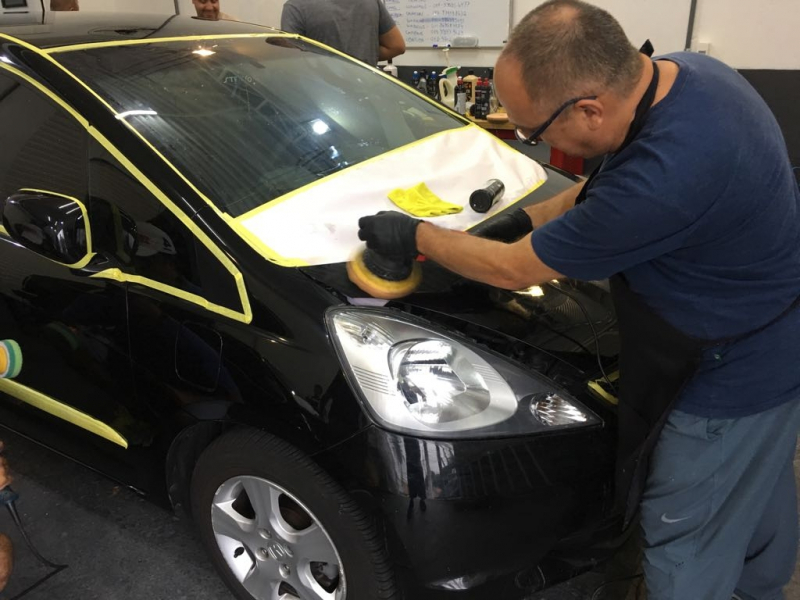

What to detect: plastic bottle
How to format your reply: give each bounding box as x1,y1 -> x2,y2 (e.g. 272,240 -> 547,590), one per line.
418,69 -> 428,95
482,78 -> 493,118
474,79 -> 482,118
489,80 -> 500,114
470,179 -> 505,213
487,67 -> 500,113
455,81 -> 467,115
439,67 -> 459,108
383,59 -> 398,78
475,79 -> 487,119
411,70 -> 420,88
463,70 -> 479,104
427,71 -> 439,99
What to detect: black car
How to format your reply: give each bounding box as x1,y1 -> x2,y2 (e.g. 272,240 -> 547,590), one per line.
0,13 -> 625,600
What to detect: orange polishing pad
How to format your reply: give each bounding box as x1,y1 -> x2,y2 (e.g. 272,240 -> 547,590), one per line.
347,250 -> 422,300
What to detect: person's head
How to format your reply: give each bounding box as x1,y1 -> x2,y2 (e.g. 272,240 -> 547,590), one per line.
50,0 -> 79,11
193,0 -> 220,20
496,0 -> 642,158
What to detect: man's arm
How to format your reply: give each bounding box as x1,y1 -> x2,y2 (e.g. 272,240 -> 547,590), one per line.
524,180 -> 584,227
357,181 -> 583,292
416,224 -> 562,290
379,26 -> 406,60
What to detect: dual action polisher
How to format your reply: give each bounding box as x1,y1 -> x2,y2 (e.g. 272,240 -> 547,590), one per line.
347,248 -> 422,300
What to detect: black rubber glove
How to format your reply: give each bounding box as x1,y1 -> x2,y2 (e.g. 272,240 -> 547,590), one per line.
469,207 -> 533,242
358,211 -> 422,258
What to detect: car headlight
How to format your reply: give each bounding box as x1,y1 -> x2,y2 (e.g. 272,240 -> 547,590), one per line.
326,308 -> 600,438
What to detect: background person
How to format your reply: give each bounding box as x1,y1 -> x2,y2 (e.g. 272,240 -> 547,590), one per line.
49,0 -> 78,11
280,0 -> 405,66
357,1 -> 800,598
192,0 -> 233,21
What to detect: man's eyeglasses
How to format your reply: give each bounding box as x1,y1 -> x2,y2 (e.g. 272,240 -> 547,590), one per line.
514,95 -> 598,146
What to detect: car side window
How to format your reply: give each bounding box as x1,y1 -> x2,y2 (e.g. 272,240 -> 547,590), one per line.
0,72 -> 88,203
88,142 -> 242,313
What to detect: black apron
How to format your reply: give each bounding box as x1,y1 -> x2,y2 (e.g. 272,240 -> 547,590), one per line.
575,46 -> 800,526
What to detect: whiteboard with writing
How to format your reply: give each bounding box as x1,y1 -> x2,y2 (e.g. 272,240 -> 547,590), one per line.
384,0 -> 511,48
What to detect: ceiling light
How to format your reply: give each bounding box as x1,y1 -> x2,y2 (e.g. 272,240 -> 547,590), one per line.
311,119 -> 331,135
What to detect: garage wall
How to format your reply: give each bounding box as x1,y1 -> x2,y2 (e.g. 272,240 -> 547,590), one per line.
392,0 -> 692,68
70,0 -> 800,166
79,0 -> 173,14
692,0 -> 800,70
391,0 -> 800,70
77,0 -> 282,23
74,1 -> 800,71
698,0 -> 800,167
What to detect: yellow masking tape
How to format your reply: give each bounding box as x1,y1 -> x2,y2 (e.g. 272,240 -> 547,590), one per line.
0,379 -> 128,448
0,55 -> 252,324
235,126 -> 470,223
39,31 -> 476,267
17,187 -> 96,269
45,32 -> 284,54
91,268 -> 248,323
221,214 -> 309,267
5,32 -> 304,274
587,370 -> 620,406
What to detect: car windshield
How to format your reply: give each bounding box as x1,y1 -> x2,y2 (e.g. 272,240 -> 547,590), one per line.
58,36 -> 463,217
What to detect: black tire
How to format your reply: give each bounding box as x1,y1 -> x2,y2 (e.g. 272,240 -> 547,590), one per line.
190,428 -> 400,600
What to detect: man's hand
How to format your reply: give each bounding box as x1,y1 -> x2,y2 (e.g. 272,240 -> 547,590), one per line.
469,207 -> 533,242
0,442 -> 11,491
358,211 -> 422,258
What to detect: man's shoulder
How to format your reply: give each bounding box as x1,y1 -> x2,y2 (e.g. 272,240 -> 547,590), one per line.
283,0 -> 311,9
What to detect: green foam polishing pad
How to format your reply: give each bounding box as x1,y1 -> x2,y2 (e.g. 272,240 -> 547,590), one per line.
0,339 -> 22,379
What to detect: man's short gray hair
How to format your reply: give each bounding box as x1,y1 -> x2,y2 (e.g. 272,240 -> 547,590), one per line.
502,0 -> 642,109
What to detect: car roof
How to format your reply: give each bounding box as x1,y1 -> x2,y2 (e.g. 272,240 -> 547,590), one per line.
0,12 -> 279,50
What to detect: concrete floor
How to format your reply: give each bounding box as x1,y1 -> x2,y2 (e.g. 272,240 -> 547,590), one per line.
0,428 -> 797,600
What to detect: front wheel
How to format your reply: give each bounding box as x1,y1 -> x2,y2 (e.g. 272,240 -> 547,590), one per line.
190,429 -> 400,600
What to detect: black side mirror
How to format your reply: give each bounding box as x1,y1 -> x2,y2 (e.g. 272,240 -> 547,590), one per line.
2,190 -> 91,266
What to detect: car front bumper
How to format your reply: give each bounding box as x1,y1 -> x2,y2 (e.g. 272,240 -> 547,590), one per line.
318,423 -> 626,599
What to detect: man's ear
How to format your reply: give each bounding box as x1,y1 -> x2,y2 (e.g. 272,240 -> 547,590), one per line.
578,99 -> 604,132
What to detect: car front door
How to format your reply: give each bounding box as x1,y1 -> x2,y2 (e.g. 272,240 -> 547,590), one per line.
0,69 -> 143,486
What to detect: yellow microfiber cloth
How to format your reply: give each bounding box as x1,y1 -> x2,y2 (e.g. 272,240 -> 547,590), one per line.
388,182 -> 463,217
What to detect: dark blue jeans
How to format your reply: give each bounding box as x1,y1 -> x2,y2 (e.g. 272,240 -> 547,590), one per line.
640,400 -> 799,600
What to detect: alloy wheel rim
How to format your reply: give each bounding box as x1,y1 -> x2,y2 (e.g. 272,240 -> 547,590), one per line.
210,475 -> 346,600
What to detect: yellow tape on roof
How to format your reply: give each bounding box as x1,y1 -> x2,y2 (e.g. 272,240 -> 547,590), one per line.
44,32 -> 282,54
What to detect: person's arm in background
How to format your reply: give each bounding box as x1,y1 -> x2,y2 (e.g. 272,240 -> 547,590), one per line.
377,0 -> 405,60
280,2 -> 305,35
379,27 -> 405,60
